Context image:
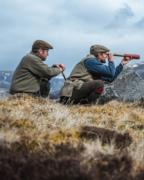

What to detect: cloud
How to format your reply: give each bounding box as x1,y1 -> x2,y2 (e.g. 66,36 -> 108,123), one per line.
134,17 -> 144,28
106,4 -> 134,29
0,0 -> 144,72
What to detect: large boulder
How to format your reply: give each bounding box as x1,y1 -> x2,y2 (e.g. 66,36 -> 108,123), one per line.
99,63 -> 144,103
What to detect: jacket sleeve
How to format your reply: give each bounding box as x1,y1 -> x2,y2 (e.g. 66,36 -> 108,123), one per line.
100,63 -> 123,82
84,58 -> 116,78
84,58 -> 123,82
26,57 -> 61,78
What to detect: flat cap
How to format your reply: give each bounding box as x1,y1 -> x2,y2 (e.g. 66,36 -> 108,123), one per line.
32,40 -> 53,51
90,44 -> 110,55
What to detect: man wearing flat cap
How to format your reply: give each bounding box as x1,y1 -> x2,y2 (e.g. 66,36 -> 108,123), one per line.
10,40 -> 65,97
60,44 -> 130,104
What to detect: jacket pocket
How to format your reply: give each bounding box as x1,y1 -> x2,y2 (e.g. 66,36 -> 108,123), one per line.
60,80 -> 75,97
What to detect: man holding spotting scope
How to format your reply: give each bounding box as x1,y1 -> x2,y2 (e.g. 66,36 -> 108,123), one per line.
60,44 -> 140,104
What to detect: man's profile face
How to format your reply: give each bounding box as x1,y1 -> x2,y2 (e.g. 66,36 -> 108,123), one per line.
38,49 -> 49,61
97,52 -> 108,63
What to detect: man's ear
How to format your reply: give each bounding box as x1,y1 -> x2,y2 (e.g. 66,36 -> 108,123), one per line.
96,53 -> 100,58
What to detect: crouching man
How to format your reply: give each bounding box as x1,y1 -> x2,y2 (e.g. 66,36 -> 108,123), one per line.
10,40 -> 65,97
60,44 -> 130,104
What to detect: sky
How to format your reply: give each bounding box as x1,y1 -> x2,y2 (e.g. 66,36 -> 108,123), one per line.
0,0 -> 144,76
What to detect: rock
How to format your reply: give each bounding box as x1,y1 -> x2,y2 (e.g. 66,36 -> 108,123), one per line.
99,63 -> 144,103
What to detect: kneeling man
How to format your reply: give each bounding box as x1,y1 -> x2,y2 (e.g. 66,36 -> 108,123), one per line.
60,44 -> 130,104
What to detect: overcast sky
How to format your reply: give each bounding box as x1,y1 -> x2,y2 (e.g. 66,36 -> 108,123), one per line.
0,0 -> 144,75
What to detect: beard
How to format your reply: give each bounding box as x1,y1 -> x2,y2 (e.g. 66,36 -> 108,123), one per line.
101,59 -> 106,63
41,57 -> 47,61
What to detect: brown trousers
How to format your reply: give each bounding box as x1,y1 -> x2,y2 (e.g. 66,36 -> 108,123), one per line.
60,80 -> 104,104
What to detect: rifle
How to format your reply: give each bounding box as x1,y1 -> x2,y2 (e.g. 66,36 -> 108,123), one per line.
113,53 -> 140,60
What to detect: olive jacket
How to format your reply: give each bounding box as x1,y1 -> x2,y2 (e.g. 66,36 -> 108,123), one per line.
10,53 -> 61,93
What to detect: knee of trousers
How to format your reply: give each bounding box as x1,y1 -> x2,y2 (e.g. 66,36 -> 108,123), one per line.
95,80 -> 104,87
95,87 -> 104,94
94,80 -> 104,94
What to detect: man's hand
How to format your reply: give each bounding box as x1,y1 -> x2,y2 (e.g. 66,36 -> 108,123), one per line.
58,64 -> 65,72
121,56 -> 131,65
107,53 -> 114,62
53,64 -> 65,72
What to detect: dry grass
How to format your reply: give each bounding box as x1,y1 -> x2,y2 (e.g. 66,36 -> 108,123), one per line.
0,94 -> 143,179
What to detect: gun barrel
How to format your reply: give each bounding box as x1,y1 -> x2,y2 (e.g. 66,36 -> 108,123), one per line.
113,53 -> 140,59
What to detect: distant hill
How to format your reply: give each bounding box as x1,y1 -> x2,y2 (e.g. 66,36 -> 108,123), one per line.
0,71 -> 13,88
0,71 -> 13,82
49,78 -> 64,99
